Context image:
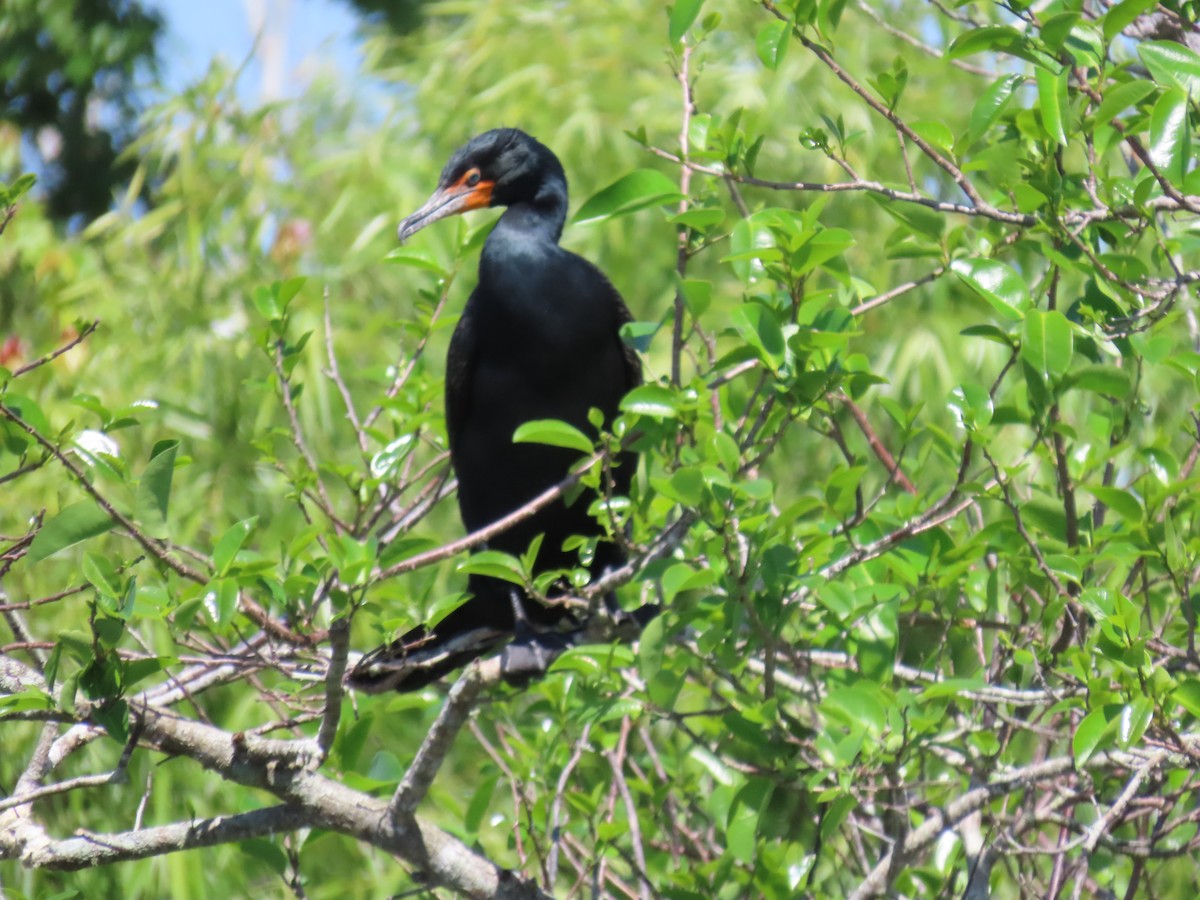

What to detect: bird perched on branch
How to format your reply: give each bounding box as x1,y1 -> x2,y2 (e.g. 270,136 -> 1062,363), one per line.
349,129 -> 643,692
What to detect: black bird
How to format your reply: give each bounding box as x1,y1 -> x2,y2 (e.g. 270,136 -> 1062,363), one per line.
349,129 -> 642,692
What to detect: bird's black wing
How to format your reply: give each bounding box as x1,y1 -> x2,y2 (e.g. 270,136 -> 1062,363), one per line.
609,280 -> 644,395
443,293 -> 479,457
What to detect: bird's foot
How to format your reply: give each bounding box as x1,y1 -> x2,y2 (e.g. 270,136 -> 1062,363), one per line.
346,623 -> 508,694
499,601 -> 662,686
499,630 -> 576,687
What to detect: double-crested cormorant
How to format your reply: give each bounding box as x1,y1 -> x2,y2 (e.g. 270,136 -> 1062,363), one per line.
349,129 -> 642,692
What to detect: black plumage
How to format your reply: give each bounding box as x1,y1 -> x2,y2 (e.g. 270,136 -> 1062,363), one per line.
349,129 -> 641,692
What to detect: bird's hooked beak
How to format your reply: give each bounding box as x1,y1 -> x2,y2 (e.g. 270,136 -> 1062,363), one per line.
397,172 -> 495,243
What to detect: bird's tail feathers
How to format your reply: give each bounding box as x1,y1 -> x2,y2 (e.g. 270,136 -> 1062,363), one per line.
346,621 -> 509,694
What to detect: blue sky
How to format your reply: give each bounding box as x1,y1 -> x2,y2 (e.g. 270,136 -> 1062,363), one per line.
148,0 -> 365,102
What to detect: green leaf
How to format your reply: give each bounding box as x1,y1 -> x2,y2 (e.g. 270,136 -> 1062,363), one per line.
1174,679 -> 1200,718
1041,12 -> 1080,52
123,656 -> 168,691
512,419 -> 595,455
2,395 -> 52,453
637,613 -> 666,681
28,501 -> 116,563
909,120 -> 955,154
823,685 -> 886,734
1094,81 -> 1156,127
457,550 -> 527,585
464,773 -> 501,834
949,382 -> 994,430
854,599 -> 897,681
82,552 -> 120,600
336,714 -> 374,772
274,277 -> 307,310
620,384 -> 679,418
1138,41 -> 1200,96
366,750 -> 404,783
947,26 -> 1024,60
252,285 -> 280,320
668,0 -> 705,44
1065,364 -> 1131,398
668,207 -> 725,230
213,517 -> 258,577
135,440 -> 178,535
620,320 -> 660,353
960,324 -> 1016,347
7,173 -> 36,203
0,689 -> 54,713
727,780 -> 771,863
573,170 -> 682,224
383,248 -> 449,276
792,227 -> 854,274
1119,698 -> 1154,748
730,303 -> 786,370
1148,89 -> 1189,188
1090,486 -> 1144,522
679,278 -> 713,316
1036,66 -> 1069,145
240,839 -> 288,876
950,258 -> 1030,321
1073,704 -> 1121,764
968,75 -> 1021,144
756,20 -> 790,70
1021,310 -> 1073,381
1102,0 -> 1158,41
725,215 -> 781,282
868,195 -> 944,240
204,578 -> 239,630
1021,495 -> 1067,537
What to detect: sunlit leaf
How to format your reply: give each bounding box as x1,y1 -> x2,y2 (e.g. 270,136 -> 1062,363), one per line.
457,550 -> 527,585
1073,704 -> 1121,764
1148,89 -> 1189,187
756,20 -> 790,70
1093,80 -> 1157,126
1035,66 -> 1069,145
620,384 -> 679,418
668,0 -> 705,44
968,75 -> 1021,144
573,169 -> 682,223
1021,309 -> 1073,381
135,439 -> 178,535
950,258 -> 1030,321
1138,41 -> 1200,96
213,517 -> 258,577
512,419 -> 595,454
1102,0 -> 1158,41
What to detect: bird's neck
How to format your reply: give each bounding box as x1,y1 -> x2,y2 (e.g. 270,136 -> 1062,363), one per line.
478,178 -> 571,317
492,179 -> 568,246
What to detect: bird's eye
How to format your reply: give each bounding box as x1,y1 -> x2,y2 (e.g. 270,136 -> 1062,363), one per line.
465,169 -> 481,187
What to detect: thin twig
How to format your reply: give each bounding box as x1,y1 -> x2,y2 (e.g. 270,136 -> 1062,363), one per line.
12,320 -> 100,378
322,287 -> 370,457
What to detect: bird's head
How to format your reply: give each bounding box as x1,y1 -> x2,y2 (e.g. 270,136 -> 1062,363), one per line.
397,129 -> 566,243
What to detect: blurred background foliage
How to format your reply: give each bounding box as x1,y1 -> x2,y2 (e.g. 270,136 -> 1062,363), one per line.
3,0 -> 1200,897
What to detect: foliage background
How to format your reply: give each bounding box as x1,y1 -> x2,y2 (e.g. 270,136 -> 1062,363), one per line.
2,0 -> 1199,897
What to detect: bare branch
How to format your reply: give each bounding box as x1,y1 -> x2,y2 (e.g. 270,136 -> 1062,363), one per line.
314,615 -> 350,759
10,804 -> 312,870
389,658 -> 496,819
